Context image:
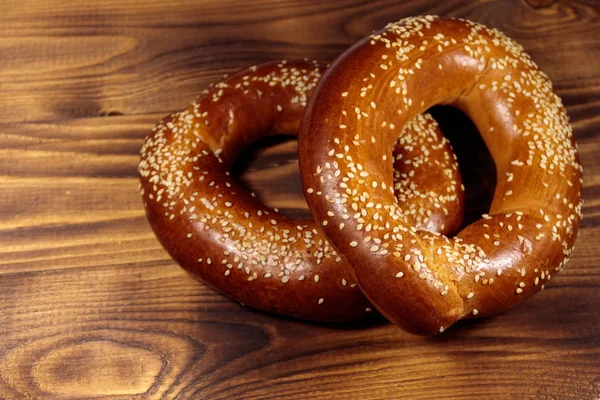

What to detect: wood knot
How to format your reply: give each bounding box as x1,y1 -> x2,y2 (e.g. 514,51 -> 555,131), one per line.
33,340 -> 163,396
523,0 -> 558,9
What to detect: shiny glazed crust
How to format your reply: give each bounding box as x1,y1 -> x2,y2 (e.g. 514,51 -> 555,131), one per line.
299,17 -> 583,335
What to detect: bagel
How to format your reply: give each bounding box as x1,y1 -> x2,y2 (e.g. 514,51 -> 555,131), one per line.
299,17 -> 583,334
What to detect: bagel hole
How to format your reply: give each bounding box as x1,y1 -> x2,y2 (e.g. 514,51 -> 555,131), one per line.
428,105 -> 496,228
232,135 -> 313,220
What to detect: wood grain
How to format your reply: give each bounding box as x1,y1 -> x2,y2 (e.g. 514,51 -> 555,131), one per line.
0,0 -> 599,399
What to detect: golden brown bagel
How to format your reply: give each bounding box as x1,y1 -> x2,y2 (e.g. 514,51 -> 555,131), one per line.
299,17 -> 583,334
138,60 -> 464,321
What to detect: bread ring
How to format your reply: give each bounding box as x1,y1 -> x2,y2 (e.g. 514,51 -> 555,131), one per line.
299,17 -> 583,334
139,60 -> 464,322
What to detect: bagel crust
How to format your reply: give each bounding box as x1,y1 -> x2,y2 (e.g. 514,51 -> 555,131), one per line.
299,17 -> 583,335
138,60 -> 464,322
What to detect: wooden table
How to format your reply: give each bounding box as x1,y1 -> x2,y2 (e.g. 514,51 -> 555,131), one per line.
1,1 -> 598,399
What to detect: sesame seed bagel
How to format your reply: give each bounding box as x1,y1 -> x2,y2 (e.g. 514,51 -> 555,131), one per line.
299,17 -> 583,334
138,60 -> 464,322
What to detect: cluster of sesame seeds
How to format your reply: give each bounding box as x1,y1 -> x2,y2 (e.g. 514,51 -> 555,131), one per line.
302,15 -> 582,326
467,20 -> 583,269
230,59 -> 323,107
197,59 -> 322,109
392,114 -> 463,229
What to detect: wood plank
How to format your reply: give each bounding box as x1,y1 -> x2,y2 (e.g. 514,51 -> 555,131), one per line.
0,0 -> 599,399
0,1 -> 597,122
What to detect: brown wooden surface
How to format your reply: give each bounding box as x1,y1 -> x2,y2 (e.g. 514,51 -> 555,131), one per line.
1,1 -> 599,399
